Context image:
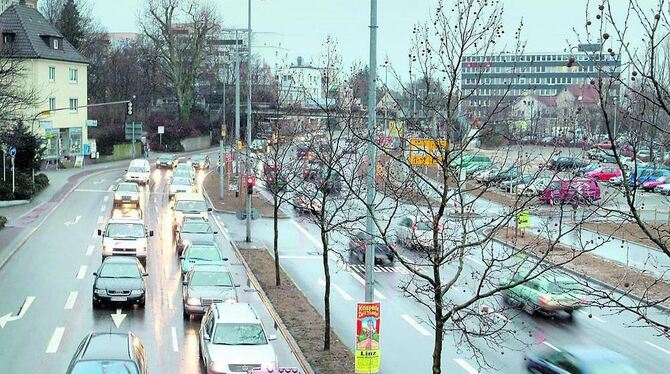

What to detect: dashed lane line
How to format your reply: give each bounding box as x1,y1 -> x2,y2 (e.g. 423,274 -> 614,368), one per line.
76,265 -> 87,280
645,341 -> 670,355
64,292 -> 78,310
103,195 -> 109,202
85,245 -> 94,256
171,327 -> 179,352
99,204 -> 106,212
97,216 -> 103,224
400,314 -> 431,336
167,294 -> 174,310
46,327 -> 65,353
543,341 -> 561,352
317,278 -> 354,301
92,229 -> 98,238
453,358 -> 479,374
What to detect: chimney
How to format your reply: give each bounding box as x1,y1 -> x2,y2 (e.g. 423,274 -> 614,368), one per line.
20,0 -> 38,8
296,56 -> 303,67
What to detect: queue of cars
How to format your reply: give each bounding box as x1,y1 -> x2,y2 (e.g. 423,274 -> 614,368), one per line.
64,153 -> 284,374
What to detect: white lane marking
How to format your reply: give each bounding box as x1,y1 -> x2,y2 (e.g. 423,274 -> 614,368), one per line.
85,245 -> 94,256
167,294 -> 174,310
64,292 -> 78,310
46,327 -> 65,353
543,341 -> 561,352
107,185 -> 114,192
171,327 -> 179,352
97,216 -> 103,224
290,220 -> 323,248
115,178 -> 121,183
76,265 -> 87,280
645,341 -> 670,355
92,229 -> 98,238
453,358 -> 479,374
100,204 -> 106,212
401,314 -> 431,336
317,278 -> 354,301
350,272 -> 386,299
103,195 -> 109,202
578,310 -> 605,323
154,206 -> 158,213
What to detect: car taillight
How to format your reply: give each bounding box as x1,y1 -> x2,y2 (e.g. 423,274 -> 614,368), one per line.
577,297 -> 588,305
538,295 -> 554,306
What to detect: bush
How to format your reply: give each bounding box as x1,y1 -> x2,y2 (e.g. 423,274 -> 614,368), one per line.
0,170 -> 49,200
34,173 -> 49,193
0,216 -> 6,229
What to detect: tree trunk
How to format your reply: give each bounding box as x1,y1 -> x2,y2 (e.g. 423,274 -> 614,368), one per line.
322,231 -> 331,351
273,197 -> 281,286
432,267 -> 444,374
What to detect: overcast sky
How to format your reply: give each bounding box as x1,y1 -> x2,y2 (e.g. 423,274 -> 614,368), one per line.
91,0 -> 646,73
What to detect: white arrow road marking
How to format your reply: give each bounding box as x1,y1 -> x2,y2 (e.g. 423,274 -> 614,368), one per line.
171,327 -> 179,352
111,308 -> 127,328
317,278 -> 353,301
97,216 -> 103,224
64,215 -> 82,226
93,178 -> 105,185
85,245 -> 95,256
453,358 -> 479,374
100,205 -> 106,212
0,296 -> 36,328
76,265 -> 87,280
64,292 -> 78,310
400,314 -> 431,336
46,327 -> 65,353
645,341 -> 670,355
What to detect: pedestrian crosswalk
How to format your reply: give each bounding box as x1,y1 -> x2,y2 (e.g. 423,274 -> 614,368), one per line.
346,264 -> 409,274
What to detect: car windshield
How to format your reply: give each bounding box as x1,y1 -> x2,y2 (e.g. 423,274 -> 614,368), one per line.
128,166 -> 144,173
117,184 -> 138,192
182,221 -> 212,233
192,155 -> 205,161
213,323 -> 267,345
172,177 -> 192,186
187,245 -> 221,261
71,361 -> 139,374
545,280 -> 582,295
159,155 -> 175,161
190,271 -> 233,287
99,263 -> 140,278
175,200 -> 207,212
105,223 -> 145,239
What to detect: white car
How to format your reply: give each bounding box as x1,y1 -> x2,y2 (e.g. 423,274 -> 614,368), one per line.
656,183 -> 670,195
474,167 -> 500,184
200,302 -> 277,374
113,182 -> 140,207
125,159 -> 151,185
514,177 -> 551,196
395,216 -> 435,250
175,163 -> 196,180
98,217 -> 153,266
169,177 -> 196,199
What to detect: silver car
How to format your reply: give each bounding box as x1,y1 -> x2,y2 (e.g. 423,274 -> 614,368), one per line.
182,264 -> 238,319
113,182 -> 141,207
169,177 -> 195,199
200,303 -> 278,373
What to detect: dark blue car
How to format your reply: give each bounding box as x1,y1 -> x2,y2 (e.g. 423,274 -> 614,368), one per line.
526,346 -> 641,373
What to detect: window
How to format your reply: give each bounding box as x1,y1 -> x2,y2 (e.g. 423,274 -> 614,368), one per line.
48,66 -> 56,81
49,98 -> 56,111
69,68 -> 78,83
53,38 -> 59,49
69,98 -> 78,112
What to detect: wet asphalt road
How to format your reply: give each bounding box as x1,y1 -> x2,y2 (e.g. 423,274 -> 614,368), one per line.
0,162 -> 300,373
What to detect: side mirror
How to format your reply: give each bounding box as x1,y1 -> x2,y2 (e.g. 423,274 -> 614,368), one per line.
97,229 -> 102,236
112,186 -> 118,191
179,256 -> 185,260
149,230 -> 154,237
223,257 -> 229,261
207,207 -> 213,212
213,231 -> 219,234
234,283 -> 241,288
93,272 -> 98,276
182,280 -> 188,285
268,334 -> 277,341
142,272 -> 148,277
203,334 -> 210,341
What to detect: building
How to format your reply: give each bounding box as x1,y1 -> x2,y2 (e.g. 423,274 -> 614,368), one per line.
252,32 -> 289,73
101,32 -> 142,49
1,3 -> 89,158
0,0 -> 35,14
279,56 -> 323,107
461,44 -> 621,120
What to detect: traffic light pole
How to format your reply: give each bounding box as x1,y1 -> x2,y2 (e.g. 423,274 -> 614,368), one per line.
365,0 -> 378,303
245,0 -> 253,243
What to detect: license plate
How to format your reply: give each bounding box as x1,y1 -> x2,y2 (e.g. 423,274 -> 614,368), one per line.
122,196 -> 130,201
111,296 -> 127,302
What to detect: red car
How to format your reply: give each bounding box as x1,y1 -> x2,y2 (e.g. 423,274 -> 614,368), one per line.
585,166 -> 622,181
596,141 -> 613,149
642,176 -> 670,192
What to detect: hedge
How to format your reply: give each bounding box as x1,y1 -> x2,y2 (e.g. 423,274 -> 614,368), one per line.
0,171 -> 49,200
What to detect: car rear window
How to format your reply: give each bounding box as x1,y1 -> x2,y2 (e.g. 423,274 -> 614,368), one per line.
71,361 -> 139,374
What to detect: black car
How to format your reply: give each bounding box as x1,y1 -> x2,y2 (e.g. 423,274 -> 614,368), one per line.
547,157 -> 589,171
92,257 -> 148,309
66,332 -> 147,374
156,153 -> 178,169
190,154 -> 210,169
348,231 -> 395,265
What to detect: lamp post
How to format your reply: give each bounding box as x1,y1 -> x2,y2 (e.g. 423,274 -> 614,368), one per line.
365,0 -> 378,303
245,0 -> 253,243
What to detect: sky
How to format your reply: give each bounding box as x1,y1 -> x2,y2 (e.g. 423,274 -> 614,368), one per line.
90,0 -> 647,74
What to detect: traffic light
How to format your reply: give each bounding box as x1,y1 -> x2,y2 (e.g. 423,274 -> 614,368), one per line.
127,101 -> 133,116
246,175 -> 255,195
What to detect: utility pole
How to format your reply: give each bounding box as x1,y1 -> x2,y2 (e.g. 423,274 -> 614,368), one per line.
235,30 -> 241,177
365,0 -> 378,302
245,0 -> 253,243
220,67 -> 226,201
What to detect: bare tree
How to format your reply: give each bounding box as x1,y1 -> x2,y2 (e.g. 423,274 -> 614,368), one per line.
0,47 -> 39,131
140,0 -> 217,121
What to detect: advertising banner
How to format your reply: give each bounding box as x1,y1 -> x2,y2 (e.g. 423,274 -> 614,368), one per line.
355,302 -> 381,373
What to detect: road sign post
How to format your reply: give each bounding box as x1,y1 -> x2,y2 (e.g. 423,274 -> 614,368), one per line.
158,126 -> 164,147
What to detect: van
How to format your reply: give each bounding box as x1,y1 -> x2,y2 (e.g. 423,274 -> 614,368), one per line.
540,178 -> 601,205
125,159 -> 151,185
172,192 -> 211,233
98,216 -> 154,265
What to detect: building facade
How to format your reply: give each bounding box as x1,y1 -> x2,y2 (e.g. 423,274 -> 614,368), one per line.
1,3 -> 89,158
461,44 -> 621,120
280,57 -> 323,107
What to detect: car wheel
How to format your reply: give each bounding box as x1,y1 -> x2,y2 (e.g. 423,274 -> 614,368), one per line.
139,299 -> 145,308
92,299 -> 100,309
183,308 -> 189,320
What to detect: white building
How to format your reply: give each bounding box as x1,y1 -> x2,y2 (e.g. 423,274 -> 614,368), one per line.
252,32 -> 289,72
279,57 -> 323,107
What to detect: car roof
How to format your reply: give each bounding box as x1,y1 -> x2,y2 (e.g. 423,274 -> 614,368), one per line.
81,332 -> 132,360
107,218 -> 143,224
175,192 -> 204,201
191,264 -> 229,272
189,240 -> 218,247
212,302 -> 260,324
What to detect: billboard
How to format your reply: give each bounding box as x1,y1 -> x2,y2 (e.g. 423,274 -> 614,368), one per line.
355,302 -> 381,373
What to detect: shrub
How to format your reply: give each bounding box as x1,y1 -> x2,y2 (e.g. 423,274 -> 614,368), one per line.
0,216 -> 6,229
34,173 -> 49,193
0,170 -> 49,200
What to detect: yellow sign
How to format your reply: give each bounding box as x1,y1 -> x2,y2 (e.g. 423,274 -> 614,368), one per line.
237,140 -> 243,150
388,120 -> 403,137
517,211 -> 530,228
409,138 -> 448,166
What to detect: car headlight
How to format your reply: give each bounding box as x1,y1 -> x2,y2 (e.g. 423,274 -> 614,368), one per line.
208,361 -> 229,374
130,289 -> 144,296
187,297 -> 201,306
102,245 -> 111,254
95,289 -> 107,295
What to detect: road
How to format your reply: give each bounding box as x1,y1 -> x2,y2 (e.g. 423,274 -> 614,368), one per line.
0,157 -> 301,373
217,185 -> 670,373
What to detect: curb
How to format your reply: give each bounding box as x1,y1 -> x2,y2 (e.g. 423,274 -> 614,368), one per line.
490,237 -> 670,313
0,200 -> 31,207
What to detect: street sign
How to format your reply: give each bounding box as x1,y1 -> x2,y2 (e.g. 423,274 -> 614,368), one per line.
86,120 -> 98,127
517,211 -> 530,228
74,155 -> 84,168
124,122 -> 143,141
388,120 -> 403,137
355,302 -> 381,374
157,126 -> 165,134
409,138 -> 448,166
235,208 -> 259,220
8,146 -> 16,157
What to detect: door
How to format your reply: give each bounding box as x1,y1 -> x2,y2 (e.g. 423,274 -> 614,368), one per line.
200,311 -> 215,365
